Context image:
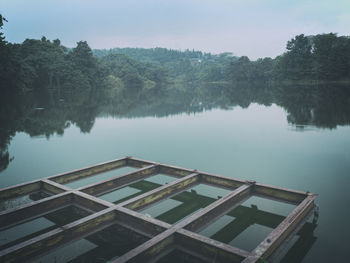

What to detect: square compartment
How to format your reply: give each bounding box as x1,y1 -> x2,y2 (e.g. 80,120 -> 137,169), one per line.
0,190 -> 51,212
140,183 -> 232,224
0,205 -> 91,250
98,174 -> 178,204
198,196 -> 296,251
36,222 -> 150,262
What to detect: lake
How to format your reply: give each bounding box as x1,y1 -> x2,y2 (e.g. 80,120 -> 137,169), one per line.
0,82 -> 349,262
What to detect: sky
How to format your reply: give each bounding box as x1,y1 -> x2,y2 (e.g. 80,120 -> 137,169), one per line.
1,0 -> 349,59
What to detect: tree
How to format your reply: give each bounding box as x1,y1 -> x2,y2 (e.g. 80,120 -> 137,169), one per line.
279,34 -> 313,79
312,33 -> 350,79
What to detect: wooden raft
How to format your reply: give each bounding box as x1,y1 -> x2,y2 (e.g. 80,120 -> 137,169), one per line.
0,157 -> 318,263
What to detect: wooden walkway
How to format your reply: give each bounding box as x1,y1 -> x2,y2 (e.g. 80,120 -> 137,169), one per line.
0,157 -> 318,262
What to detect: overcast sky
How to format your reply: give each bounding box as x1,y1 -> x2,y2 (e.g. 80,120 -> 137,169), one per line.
1,0 -> 349,59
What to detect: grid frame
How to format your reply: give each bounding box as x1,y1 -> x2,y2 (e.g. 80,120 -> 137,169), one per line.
0,157 -> 318,263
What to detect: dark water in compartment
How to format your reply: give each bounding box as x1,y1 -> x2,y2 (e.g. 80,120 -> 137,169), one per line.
0,205 -> 91,250
199,196 -> 297,251
0,190 -> 51,211
140,184 -> 231,224
98,173 -> 178,204
36,223 -> 149,263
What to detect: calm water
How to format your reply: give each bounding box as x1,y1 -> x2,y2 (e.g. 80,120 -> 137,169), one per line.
0,83 -> 349,262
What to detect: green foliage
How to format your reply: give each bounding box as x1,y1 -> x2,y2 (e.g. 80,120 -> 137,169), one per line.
225,33 -> 350,82
1,12 -> 350,104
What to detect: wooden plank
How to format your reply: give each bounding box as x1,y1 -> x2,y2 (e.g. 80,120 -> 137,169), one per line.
111,228 -> 176,263
41,179 -> 70,194
79,164 -> 159,196
127,157 -> 194,177
48,157 -> 127,184
179,183 -> 252,232
253,183 -> 308,204
120,173 -> 199,211
0,208 -> 116,263
0,192 -> 72,229
159,165 -> 194,178
0,181 -> 41,200
72,191 -> 112,212
127,157 -> 157,168
242,194 -> 317,263
200,172 -> 246,190
266,208 -> 318,263
115,206 -> 171,237
175,228 -> 250,263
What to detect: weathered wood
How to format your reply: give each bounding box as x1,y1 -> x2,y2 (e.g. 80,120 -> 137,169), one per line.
111,228 -> 176,263
41,179 -> 70,194
253,183 -> 308,204
127,157 -> 156,168
0,157 -> 318,263
49,157 -> 127,184
200,172 -> 246,190
176,228 -> 250,263
115,206 -> 171,237
159,164 -> 195,178
79,164 -> 159,196
180,183 -> 252,232
0,208 -> 116,263
120,173 -> 199,211
0,181 -> 41,200
243,194 -> 317,263
266,208 -> 318,263
0,192 -> 72,229
72,191 -> 111,212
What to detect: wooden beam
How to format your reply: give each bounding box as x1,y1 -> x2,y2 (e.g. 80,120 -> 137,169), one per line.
111,228 -> 176,263
242,194 -> 317,263
0,181 -> 41,200
0,192 -> 72,229
179,183 -> 252,232
200,173 -> 246,190
79,164 -> 159,196
127,157 -> 157,168
41,179 -> 70,194
159,165 -> 194,178
49,157 -> 127,184
72,191 -> 112,212
115,206 -> 171,237
175,229 -> 250,263
0,208 -> 116,263
253,183 -> 308,204
120,173 -> 199,211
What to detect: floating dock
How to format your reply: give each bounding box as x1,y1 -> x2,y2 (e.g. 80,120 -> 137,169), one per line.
0,157 -> 318,262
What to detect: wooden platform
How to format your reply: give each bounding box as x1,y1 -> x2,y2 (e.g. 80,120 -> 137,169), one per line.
0,157 -> 318,263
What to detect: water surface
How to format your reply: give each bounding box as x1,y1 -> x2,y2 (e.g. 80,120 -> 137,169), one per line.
0,83 -> 349,262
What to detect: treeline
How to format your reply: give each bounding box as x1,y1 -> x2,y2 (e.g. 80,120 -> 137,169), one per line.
228,34 -> 350,82
1,13 -> 350,99
0,15 -> 170,100
94,47 -> 237,83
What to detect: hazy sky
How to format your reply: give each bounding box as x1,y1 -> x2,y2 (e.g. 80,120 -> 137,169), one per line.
1,0 -> 349,59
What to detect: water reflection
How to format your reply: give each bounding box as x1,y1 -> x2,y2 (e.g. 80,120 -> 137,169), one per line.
124,178 -> 317,263
0,82 -> 350,173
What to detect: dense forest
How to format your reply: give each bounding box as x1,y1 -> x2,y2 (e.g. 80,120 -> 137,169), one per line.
1,13 -> 350,172
1,14 -> 350,98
